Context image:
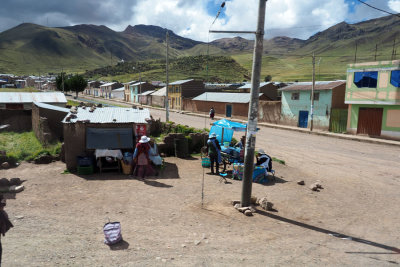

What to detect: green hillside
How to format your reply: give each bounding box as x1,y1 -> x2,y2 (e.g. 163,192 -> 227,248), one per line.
0,14 -> 399,81
85,55 -> 250,83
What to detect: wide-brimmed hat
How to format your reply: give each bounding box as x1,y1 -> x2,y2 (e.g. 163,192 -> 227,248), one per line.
209,133 -> 217,138
258,149 -> 265,154
139,135 -> 150,143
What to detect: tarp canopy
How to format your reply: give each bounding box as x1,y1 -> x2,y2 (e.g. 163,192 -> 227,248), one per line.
209,119 -> 247,144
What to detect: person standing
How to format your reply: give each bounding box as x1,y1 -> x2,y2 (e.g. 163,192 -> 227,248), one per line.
207,133 -> 221,175
0,196 -> 13,266
133,136 -> 154,178
209,107 -> 215,120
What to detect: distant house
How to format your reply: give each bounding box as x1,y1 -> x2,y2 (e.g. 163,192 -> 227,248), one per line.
123,81 -> 137,102
345,60 -> 400,140
0,92 -> 67,131
237,82 -> 284,100
129,82 -> 155,103
168,79 -> 205,110
150,87 -> 166,108
190,92 -> 268,118
138,90 -> 155,105
62,107 -> 151,170
85,81 -> 102,96
100,82 -> 123,99
14,79 -> 26,88
279,81 -> 347,130
111,87 -> 125,99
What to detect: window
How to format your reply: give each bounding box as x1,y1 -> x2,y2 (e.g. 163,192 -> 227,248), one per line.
354,71 -> 378,88
310,92 -> 320,101
390,70 -> 400,87
175,86 -> 179,93
291,92 -> 299,100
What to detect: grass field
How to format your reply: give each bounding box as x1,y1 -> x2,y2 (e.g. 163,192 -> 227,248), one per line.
0,87 -> 39,92
0,131 -> 61,162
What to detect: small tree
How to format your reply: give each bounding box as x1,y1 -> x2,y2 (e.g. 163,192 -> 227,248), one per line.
264,75 -> 272,82
55,73 -> 69,92
68,74 -> 88,98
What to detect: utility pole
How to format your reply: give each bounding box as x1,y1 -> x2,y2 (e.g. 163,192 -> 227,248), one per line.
354,42 -> 358,64
165,31 -> 170,122
392,39 -> 396,60
374,44 -> 378,61
241,0 -> 267,207
209,0 -> 266,207
310,52 -> 315,132
61,68 -> 64,93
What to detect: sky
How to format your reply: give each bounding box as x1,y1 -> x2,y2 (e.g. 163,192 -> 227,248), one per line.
0,0 -> 399,41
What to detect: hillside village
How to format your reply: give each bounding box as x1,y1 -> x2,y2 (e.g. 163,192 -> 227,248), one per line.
0,4 -> 400,267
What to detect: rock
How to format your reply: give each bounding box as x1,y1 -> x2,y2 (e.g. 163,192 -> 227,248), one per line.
258,197 -> 268,210
34,154 -> 53,164
0,178 -> 10,186
231,200 -> 241,206
194,240 -> 201,245
244,210 -> 253,216
249,205 -> 257,213
162,259 -> 167,263
250,196 -> 258,204
181,244 -> 186,248
237,207 -> 249,213
156,257 -> 161,261
310,183 -> 319,191
234,204 -> 241,210
297,180 -> 305,185
1,162 -> 10,169
15,215 -> 24,219
10,178 -> 21,185
266,202 -> 274,211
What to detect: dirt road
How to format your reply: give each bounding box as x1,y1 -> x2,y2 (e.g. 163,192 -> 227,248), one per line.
8,96 -> 394,266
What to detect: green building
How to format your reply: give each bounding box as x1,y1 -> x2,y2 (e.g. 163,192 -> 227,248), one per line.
345,60 -> 400,140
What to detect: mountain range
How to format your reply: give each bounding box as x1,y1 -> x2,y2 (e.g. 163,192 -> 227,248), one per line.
0,14 -> 399,81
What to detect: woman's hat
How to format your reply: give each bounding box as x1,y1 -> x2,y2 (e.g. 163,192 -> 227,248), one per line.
258,149 -> 265,154
139,135 -> 150,143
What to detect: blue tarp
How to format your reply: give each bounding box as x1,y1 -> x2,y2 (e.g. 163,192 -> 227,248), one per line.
209,119 -> 247,144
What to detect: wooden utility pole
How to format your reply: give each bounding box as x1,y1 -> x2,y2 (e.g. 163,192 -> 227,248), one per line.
354,42 -> 358,64
241,0 -> 267,207
165,31 -> 170,122
392,39 -> 396,60
374,44 -> 378,61
310,53 -> 315,132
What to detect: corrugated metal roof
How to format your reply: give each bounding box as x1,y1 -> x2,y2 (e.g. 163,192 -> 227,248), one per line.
131,82 -> 146,86
33,102 -> 70,113
151,87 -> 166,96
100,82 -> 116,87
112,87 -> 125,92
62,107 -> 151,124
139,90 -> 155,96
279,81 -> 345,91
0,92 -> 67,103
238,82 -> 272,89
193,93 -> 263,103
170,79 -> 194,85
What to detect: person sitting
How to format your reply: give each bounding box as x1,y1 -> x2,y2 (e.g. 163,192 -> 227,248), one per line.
207,133 -> 221,175
148,138 -> 163,172
132,135 -> 154,178
255,149 -> 272,175
234,136 -> 246,149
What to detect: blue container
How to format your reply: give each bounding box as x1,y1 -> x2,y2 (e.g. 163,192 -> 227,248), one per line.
77,156 -> 93,167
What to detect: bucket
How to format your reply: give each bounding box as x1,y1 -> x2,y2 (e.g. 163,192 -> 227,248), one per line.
223,142 -> 230,147
201,157 -> 210,168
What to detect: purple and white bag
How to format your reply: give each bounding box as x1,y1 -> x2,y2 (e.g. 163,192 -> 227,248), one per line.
103,222 -> 122,245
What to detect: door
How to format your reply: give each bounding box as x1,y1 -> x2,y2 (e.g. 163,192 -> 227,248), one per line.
226,104 -> 232,117
357,108 -> 383,136
298,110 -> 309,128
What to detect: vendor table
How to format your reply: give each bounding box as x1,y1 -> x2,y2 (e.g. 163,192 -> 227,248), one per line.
95,149 -> 123,173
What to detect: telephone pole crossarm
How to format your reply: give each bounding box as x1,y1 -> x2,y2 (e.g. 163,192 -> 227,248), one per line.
209,30 -> 257,34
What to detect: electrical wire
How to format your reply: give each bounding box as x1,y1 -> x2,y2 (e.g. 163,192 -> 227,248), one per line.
356,0 -> 400,18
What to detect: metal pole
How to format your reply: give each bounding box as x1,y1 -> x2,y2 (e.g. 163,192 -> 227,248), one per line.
310,52 -> 315,132
241,0 -> 267,207
165,31 -> 170,122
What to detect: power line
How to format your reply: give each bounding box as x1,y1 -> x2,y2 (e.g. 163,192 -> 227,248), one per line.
356,0 -> 400,18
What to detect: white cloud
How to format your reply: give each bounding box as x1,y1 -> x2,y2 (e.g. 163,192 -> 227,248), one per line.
388,0 -> 400,12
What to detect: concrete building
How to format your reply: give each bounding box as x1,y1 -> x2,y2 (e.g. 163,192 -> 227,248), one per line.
0,92 -> 67,131
123,81 -> 137,102
189,92 -> 268,118
168,79 -> 205,110
62,107 -> 151,170
150,87 -> 166,108
345,60 -> 400,140
129,82 -> 155,103
279,81 -> 347,130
